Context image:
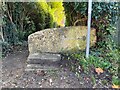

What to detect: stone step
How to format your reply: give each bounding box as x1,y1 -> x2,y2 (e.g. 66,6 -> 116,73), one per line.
26,53 -> 61,71
25,64 -> 59,71
27,59 -> 60,65
27,53 -> 61,62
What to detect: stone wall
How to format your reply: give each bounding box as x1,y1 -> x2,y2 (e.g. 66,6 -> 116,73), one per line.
28,26 -> 96,54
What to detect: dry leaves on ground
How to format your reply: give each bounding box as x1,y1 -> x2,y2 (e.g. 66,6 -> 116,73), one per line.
112,84 -> 120,89
95,68 -> 104,75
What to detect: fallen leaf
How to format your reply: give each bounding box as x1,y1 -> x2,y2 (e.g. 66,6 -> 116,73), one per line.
36,70 -> 46,76
95,68 -> 104,75
112,84 -> 120,88
16,74 -> 19,78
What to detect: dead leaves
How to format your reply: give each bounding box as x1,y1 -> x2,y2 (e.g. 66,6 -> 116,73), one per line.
112,84 -> 120,88
36,70 -> 46,76
95,68 -> 104,75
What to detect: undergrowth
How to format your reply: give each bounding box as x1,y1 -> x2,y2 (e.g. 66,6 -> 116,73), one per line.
63,25 -> 120,86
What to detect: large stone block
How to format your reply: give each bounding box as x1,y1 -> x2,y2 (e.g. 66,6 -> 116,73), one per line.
28,26 -> 96,54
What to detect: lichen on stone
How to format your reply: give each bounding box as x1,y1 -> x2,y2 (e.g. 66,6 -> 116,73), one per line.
28,26 -> 96,54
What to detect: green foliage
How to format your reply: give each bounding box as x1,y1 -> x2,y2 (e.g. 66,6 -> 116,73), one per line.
63,3 -> 119,86
63,2 -> 88,26
112,76 -> 120,85
2,2 -> 65,55
64,25 -> 119,85
63,2 -> 118,26
2,2 -> 36,43
1,1 -> 119,86
37,1 -> 65,27
63,2 -> 119,43
2,2 -> 37,55
1,41 -> 11,57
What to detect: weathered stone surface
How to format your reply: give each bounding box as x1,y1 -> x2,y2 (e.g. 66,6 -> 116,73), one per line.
25,64 -> 59,71
28,53 -> 61,61
28,26 -> 96,54
26,53 -> 61,71
27,53 -> 61,64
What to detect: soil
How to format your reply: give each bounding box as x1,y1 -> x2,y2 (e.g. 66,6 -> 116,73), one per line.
1,47 -> 112,88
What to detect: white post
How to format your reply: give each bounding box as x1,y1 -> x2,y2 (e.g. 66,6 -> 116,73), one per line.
86,0 -> 92,58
